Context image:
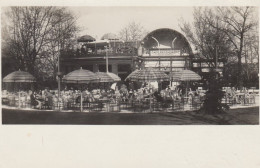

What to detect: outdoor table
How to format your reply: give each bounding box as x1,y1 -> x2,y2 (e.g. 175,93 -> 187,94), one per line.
98,98 -> 110,112
144,97 -> 153,112
2,97 -> 9,105
183,97 -> 189,104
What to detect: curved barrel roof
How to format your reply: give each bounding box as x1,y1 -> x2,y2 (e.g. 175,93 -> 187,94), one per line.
142,28 -> 193,54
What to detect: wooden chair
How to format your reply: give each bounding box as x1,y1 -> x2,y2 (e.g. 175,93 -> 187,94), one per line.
172,99 -> 183,111
152,99 -> 163,112
132,100 -> 143,112
109,101 -> 121,112
191,96 -> 202,110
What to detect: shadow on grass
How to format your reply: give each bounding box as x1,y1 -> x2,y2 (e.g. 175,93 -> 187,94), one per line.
2,107 -> 259,125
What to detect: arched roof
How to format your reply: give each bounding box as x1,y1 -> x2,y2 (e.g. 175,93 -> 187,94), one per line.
142,28 -> 193,54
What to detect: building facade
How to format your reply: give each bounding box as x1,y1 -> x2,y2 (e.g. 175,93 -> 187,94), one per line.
135,28 -> 193,73
61,28 -> 194,80
61,28 -> 224,81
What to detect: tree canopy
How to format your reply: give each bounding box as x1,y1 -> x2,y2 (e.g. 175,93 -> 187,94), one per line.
180,7 -> 258,89
118,21 -> 149,42
2,7 -> 79,82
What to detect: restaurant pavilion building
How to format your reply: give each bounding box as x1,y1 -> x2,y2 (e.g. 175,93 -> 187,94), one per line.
61,28 -> 224,81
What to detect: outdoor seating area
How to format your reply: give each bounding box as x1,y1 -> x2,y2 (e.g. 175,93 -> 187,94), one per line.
222,87 -> 259,107
2,68 -> 258,113
2,86 -> 258,113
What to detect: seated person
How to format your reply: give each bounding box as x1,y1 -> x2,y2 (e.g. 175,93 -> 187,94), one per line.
101,90 -> 108,98
153,90 -> 163,102
30,92 -> 43,109
82,92 -> 95,103
76,95 -> 87,104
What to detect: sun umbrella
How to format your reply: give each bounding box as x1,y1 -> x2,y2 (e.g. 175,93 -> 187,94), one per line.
126,68 -> 169,82
3,69 -> 36,108
126,68 -> 169,112
101,33 -> 119,40
125,69 -> 140,81
169,70 -> 201,81
95,72 -> 121,83
63,68 -> 100,84
107,72 -> 121,82
3,69 -> 36,83
169,70 -> 201,97
63,67 -> 100,112
77,34 -> 96,42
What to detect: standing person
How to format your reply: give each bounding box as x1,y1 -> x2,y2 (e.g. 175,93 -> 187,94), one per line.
153,89 -> 163,103
128,89 -> 133,99
129,82 -> 135,91
81,46 -> 86,56
76,47 -> 80,57
30,91 -> 38,108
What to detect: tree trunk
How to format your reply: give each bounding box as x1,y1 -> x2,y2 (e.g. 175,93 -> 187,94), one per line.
237,53 -> 243,90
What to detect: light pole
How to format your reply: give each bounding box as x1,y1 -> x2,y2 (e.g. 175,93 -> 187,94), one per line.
105,45 -> 109,73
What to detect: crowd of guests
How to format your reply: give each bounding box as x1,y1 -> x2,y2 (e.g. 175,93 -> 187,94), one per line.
2,84 -> 256,110
224,87 -> 256,104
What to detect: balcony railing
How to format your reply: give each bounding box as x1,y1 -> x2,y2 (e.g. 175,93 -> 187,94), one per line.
61,47 -> 138,59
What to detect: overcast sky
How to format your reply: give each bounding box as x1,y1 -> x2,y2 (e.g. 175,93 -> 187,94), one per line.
69,7 -> 194,39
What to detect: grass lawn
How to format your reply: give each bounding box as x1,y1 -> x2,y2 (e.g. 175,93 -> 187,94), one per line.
2,107 -> 259,125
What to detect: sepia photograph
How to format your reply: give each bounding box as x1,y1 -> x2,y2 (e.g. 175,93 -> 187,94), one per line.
1,6 -> 259,125
1,1 -> 260,168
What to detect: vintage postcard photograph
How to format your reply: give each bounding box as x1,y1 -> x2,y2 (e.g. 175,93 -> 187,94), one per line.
1,1 -> 260,168
1,6 -> 259,125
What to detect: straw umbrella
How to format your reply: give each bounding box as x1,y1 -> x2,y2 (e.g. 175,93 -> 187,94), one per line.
101,33 -> 119,41
77,35 -> 96,42
169,70 -> 201,82
126,68 -> 169,82
126,68 -> 169,112
169,69 -> 201,96
3,69 -> 36,108
95,72 -> 121,83
107,73 -> 121,82
63,67 -> 100,112
95,72 -> 121,90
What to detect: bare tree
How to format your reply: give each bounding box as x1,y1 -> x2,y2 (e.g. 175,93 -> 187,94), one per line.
36,7 -> 79,80
180,7 -> 233,68
180,7 -> 258,89
4,7 -> 55,74
206,7 -> 258,89
2,7 -> 79,81
118,21 -> 148,42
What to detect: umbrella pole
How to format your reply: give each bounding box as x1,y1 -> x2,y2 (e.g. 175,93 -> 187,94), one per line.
18,82 -> 21,108
80,91 -> 83,112
80,84 -> 83,112
186,82 -> 188,97
18,91 -> 21,108
149,82 -> 152,113
149,93 -> 152,113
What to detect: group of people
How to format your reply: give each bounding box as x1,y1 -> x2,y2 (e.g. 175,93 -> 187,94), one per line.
2,83 -> 208,110
224,87 -> 256,105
